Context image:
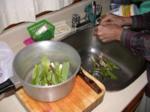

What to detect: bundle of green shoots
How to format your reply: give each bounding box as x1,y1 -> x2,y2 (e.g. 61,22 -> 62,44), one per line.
32,56 -> 70,86
91,53 -> 119,80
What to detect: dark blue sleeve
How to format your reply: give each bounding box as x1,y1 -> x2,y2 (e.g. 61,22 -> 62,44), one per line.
111,0 -> 131,4
111,0 -> 142,4
121,29 -> 150,61
131,12 -> 150,30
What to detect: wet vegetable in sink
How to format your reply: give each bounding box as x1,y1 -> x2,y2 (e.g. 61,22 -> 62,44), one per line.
32,56 -> 70,86
90,53 -> 119,80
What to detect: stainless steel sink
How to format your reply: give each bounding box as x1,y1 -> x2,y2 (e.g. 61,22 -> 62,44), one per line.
60,27 -> 146,91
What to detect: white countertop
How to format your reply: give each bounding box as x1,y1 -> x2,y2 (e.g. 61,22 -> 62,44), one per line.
93,71 -> 148,112
0,71 -> 147,112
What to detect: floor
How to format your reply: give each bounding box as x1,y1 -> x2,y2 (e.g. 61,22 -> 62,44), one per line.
135,94 -> 150,112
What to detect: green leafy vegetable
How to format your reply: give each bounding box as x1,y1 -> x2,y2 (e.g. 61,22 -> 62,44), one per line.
31,56 -> 70,86
61,62 -> 70,81
90,53 -> 119,80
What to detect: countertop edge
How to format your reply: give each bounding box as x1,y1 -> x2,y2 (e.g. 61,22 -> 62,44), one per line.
92,71 -> 148,112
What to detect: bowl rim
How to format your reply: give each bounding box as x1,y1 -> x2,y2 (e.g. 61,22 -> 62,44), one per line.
13,41 -> 81,88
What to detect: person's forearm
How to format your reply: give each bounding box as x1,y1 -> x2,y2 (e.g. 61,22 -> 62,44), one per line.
121,29 -> 150,61
122,17 -> 132,26
121,29 -> 138,50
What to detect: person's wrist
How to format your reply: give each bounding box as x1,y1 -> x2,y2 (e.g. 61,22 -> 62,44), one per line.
116,27 -> 123,41
122,17 -> 132,26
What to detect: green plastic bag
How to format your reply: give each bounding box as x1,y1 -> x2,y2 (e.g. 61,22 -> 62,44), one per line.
139,0 -> 150,14
132,0 -> 143,3
27,20 -> 55,41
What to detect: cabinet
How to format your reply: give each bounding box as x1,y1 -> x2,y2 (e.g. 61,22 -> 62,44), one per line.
123,88 -> 145,112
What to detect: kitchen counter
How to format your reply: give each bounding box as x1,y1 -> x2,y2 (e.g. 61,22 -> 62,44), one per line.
0,71 -> 147,112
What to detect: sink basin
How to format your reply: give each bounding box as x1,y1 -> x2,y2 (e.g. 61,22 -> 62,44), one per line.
60,27 -> 146,91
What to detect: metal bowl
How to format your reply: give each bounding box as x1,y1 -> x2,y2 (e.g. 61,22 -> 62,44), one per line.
13,41 -> 81,102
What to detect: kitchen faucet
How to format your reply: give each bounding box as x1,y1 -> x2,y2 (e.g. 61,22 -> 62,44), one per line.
72,1 -> 102,30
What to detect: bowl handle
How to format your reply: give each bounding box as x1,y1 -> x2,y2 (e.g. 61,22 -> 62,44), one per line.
0,79 -> 15,100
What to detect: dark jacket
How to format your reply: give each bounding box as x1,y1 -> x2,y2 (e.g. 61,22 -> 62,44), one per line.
121,12 -> 150,96
111,0 -> 142,5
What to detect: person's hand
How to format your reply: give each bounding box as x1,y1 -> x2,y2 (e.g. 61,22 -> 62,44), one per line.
101,13 -> 132,26
94,24 -> 123,42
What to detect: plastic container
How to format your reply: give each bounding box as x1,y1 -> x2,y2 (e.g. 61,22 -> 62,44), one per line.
27,20 -> 55,41
111,4 -> 139,16
0,42 -> 14,84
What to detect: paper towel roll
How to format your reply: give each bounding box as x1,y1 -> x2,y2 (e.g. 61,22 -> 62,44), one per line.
111,4 -> 139,16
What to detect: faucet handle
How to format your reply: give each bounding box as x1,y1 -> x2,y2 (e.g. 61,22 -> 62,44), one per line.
96,4 -> 102,17
84,1 -> 102,25
72,14 -> 80,28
